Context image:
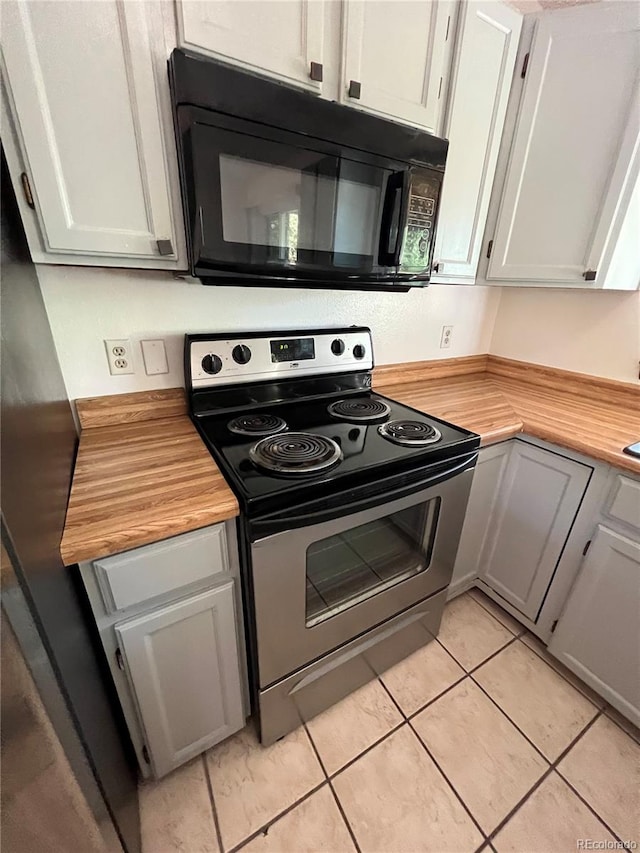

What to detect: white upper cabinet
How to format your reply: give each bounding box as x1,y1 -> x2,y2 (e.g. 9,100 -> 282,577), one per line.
1,0 -> 185,267
486,2 -> 640,286
432,0 -> 522,282
341,0 -> 456,133
177,0 -> 325,93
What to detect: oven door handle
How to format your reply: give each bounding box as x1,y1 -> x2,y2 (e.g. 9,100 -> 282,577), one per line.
251,451 -> 477,538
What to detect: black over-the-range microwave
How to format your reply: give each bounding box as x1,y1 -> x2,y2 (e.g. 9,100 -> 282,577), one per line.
169,49 -> 449,292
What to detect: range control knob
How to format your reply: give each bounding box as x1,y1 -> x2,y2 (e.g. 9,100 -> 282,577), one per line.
353,343 -> 366,360
232,344 -> 252,365
331,338 -> 345,356
201,353 -> 223,375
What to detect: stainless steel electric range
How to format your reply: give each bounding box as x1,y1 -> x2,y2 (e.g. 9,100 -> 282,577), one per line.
185,327 -> 480,744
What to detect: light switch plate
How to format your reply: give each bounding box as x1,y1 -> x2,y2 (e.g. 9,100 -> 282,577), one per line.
141,339 -> 169,375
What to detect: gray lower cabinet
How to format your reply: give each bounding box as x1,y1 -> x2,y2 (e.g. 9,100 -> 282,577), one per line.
476,441 -> 592,620
78,519 -> 248,780
548,525 -> 640,727
116,582 -> 245,779
449,441 -> 512,596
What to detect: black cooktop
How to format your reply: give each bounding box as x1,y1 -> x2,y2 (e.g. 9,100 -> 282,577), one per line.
193,391 -> 479,516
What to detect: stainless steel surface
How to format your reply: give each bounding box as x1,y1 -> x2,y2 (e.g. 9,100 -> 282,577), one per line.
251,467 -> 474,688
378,420 -> 442,446
249,432 -> 343,476
1,152 -> 139,852
258,589 -> 447,745
327,398 -> 392,422
189,329 -> 373,388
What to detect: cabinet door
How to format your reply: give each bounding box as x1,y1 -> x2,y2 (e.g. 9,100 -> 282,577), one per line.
1,0 -> 179,262
116,583 -> 244,778
449,442 -> 512,596
341,0 -> 456,133
433,1 -> 522,283
549,526 -> 640,727
487,2 -> 640,284
177,1 -> 325,93
478,442 -> 592,620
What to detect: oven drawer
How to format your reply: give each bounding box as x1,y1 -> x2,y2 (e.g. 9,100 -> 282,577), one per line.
258,589 -> 447,745
93,525 -> 229,613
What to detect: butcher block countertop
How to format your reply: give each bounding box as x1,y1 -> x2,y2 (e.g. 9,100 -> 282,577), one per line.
60,393 -> 238,566
374,355 -> 640,475
60,357 -> 639,566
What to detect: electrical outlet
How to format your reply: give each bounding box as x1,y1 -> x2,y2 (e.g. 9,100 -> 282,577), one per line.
104,339 -> 134,375
440,325 -> 453,349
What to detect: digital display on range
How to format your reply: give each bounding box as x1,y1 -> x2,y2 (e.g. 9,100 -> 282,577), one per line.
270,338 -> 315,362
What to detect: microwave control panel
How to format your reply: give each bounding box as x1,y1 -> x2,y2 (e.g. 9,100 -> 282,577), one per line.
401,172 -> 441,273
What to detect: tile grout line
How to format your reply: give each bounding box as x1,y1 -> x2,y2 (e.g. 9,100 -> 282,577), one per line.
400,619 -> 620,842
458,589 -> 610,712
325,719 -> 406,781
376,675 -> 489,845
468,670 -> 567,765
435,627 -> 600,769
405,670 -> 469,722
202,753 -> 225,853
485,709 -> 623,846
599,708 -> 640,747
226,779 -> 328,853
515,634 -> 607,708
435,630 -> 520,675
303,723 -> 363,853
214,592 -> 631,853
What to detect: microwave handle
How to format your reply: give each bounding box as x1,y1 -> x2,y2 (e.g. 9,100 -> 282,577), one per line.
378,169 -> 411,267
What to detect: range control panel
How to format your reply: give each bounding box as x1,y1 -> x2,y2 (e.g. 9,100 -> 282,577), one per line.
188,329 -> 373,389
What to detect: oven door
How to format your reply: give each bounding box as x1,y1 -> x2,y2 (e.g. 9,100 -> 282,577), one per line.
178,107 -> 441,287
250,461 -> 474,688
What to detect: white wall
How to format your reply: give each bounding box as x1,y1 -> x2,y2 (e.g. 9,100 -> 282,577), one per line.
38,265 -> 500,401
490,287 -> 640,383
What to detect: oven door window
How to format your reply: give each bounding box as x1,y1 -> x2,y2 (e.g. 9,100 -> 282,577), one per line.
305,498 -> 440,627
189,121 -> 397,278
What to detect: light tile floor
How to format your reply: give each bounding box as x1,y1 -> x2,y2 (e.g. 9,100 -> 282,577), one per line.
139,590 -> 640,853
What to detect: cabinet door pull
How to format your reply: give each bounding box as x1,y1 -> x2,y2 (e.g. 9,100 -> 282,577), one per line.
156,239 -> 174,256
583,539 -> 592,556
348,80 -> 361,99
309,62 -> 323,83
432,261 -> 441,274
20,172 -> 35,209
115,647 -> 125,670
583,269 -> 597,281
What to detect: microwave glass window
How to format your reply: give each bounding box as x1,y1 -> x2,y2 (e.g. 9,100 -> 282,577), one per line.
305,498 -> 440,627
218,153 -> 384,267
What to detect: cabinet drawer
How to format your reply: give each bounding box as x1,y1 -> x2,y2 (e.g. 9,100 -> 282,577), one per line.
605,475 -> 640,532
94,525 -> 229,613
